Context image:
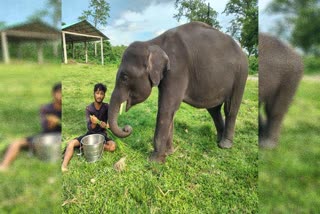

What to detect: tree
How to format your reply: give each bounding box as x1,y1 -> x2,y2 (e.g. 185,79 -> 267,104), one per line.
174,0 -> 221,29
223,0 -> 258,56
266,0 -> 320,55
0,21 -> 6,29
47,0 -> 61,27
78,0 -> 110,28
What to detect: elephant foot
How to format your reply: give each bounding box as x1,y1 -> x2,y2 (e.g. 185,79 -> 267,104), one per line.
165,146 -> 175,156
218,138 -> 233,149
259,138 -> 278,149
149,152 -> 166,163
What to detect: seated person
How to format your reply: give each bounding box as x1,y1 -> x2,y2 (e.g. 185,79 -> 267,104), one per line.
61,83 -> 116,172
0,83 -> 62,171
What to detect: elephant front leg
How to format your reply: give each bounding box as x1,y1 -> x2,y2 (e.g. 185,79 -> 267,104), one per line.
150,111 -> 176,163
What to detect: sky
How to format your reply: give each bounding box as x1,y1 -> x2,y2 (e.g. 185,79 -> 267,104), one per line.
0,0 -> 53,26
259,0 -> 276,33
0,0 -> 273,46
62,0 -> 234,46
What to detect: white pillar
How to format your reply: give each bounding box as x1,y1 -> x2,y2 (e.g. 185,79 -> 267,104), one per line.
62,31 -> 67,64
85,41 -> 88,63
72,42 -> 75,58
37,42 -> 43,64
100,38 -> 104,65
53,41 -> 58,57
95,41 -> 97,56
1,32 -> 10,63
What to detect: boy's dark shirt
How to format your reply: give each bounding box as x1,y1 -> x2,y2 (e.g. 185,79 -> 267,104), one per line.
85,102 -> 109,133
40,103 -> 61,133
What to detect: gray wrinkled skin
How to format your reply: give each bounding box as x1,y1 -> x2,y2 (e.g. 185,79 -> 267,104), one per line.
109,22 -> 248,162
259,33 -> 303,148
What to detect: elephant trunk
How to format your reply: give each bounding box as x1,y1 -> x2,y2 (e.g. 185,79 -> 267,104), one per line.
108,91 -> 132,138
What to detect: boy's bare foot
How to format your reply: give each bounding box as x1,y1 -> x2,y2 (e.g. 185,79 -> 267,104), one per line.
61,166 -> 68,173
0,165 -> 9,172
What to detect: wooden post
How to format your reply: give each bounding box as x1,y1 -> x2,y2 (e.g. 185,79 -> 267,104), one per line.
95,41 -> 97,56
37,42 -> 44,64
62,31 -> 67,64
72,41 -> 75,58
53,41 -> 58,57
1,32 -> 10,63
85,41 -> 88,63
100,38 -> 104,65
17,42 -> 22,59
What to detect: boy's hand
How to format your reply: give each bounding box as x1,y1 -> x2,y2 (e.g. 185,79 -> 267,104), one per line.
46,114 -> 60,129
90,115 -> 99,124
100,121 -> 108,128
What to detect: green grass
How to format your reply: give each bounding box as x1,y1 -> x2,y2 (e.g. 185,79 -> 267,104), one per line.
62,64 -> 258,213
0,63 -> 61,213
259,78 -> 320,213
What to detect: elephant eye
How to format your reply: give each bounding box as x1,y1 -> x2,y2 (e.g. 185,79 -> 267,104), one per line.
121,74 -> 128,82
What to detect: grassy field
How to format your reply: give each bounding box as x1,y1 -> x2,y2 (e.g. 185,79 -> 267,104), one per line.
259,78 -> 320,213
61,64 -> 258,213
0,63 -> 61,213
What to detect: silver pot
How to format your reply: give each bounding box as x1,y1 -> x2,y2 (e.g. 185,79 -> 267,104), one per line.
33,133 -> 61,163
81,134 -> 104,162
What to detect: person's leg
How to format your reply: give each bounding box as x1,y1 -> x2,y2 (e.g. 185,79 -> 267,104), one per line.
61,139 -> 80,172
104,140 -> 116,152
0,138 -> 29,171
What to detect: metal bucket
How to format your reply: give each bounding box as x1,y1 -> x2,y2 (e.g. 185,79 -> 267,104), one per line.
33,133 -> 61,163
81,134 -> 104,162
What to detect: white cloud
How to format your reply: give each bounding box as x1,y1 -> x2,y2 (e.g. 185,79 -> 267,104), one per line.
104,2 -> 179,45
103,0 -> 235,46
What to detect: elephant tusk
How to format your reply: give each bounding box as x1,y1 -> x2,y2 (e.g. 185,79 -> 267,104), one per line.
119,101 -> 125,115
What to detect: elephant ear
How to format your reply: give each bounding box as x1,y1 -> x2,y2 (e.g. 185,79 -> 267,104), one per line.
147,45 -> 170,87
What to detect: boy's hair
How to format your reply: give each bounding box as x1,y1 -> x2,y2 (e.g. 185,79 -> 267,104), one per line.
94,83 -> 107,93
52,82 -> 61,93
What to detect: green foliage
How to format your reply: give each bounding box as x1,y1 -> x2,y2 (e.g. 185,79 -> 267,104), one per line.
66,41 -> 127,64
0,64 -> 61,213
174,0 -> 221,28
266,0 -> 320,55
78,0 -> 110,28
61,64 -> 258,212
303,56 -> 320,74
223,0 -> 258,56
248,55 -> 258,75
0,21 -> 5,29
259,79 -> 320,213
3,42 -> 60,64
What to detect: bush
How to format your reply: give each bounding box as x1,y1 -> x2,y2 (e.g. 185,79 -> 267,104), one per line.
303,56 -> 320,74
249,56 -> 258,75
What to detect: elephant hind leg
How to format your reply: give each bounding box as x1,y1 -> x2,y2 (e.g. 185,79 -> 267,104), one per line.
165,121 -> 175,155
259,101 -> 267,138
207,104 -> 224,143
219,79 -> 246,149
260,86 -> 296,148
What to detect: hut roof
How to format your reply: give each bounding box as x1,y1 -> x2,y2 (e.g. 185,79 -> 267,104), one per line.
62,20 -> 109,43
0,20 -> 60,42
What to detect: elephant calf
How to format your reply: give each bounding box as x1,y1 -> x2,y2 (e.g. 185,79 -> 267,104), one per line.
109,22 -> 248,162
259,33 -> 303,148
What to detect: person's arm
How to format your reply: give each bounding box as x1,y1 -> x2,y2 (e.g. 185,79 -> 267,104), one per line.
40,105 -> 60,131
99,103 -> 109,129
86,107 -> 97,130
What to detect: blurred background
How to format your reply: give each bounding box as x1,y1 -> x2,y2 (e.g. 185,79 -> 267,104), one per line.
259,0 -> 320,213
0,0 -> 61,213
